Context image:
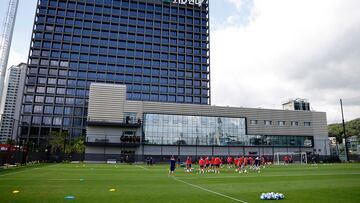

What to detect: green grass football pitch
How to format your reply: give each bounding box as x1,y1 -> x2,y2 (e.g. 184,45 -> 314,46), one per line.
1,163 -> 360,203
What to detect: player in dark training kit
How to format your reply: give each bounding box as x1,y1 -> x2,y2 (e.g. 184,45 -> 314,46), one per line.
169,156 -> 176,176
255,156 -> 261,173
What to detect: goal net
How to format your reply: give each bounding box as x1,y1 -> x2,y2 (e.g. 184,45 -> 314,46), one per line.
273,152 -> 307,165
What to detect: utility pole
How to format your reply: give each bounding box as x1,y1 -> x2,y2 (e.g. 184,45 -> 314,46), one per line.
0,0 -> 19,109
340,99 -> 349,161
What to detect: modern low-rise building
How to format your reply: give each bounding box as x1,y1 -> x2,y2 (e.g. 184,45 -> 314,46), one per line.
85,83 -> 329,162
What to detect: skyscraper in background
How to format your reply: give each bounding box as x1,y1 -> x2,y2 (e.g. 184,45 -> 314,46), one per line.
0,0 -> 19,111
0,63 -> 27,143
21,0 -> 210,145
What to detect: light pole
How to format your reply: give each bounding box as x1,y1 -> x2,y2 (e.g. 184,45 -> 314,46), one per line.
195,136 -> 199,160
177,137 -> 180,157
340,99 -> 349,161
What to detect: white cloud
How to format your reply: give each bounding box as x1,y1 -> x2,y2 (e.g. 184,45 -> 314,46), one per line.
211,0 -> 360,124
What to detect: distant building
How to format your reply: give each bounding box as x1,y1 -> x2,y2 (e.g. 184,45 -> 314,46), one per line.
283,98 -> 310,111
328,137 -> 337,145
0,63 -> 27,143
347,136 -> 359,154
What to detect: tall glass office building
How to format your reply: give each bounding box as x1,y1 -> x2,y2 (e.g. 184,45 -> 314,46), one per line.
21,0 -> 210,143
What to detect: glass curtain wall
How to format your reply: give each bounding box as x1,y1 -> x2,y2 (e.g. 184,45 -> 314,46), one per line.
143,114 -> 246,146
143,113 -> 313,147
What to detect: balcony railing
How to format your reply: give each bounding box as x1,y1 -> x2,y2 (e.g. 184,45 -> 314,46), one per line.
87,117 -> 141,128
86,135 -> 141,147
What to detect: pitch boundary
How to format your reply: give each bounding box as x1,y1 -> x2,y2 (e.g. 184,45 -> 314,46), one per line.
0,163 -> 60,177
180,172 -> 360,180
134,164 -> 150,171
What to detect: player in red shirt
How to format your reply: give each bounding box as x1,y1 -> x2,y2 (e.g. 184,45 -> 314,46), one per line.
185,156 -> 192,172
227,156 -> 233,168
210,157 -> 215,172
284,156 -> 289,164
238,156 -> 244,173
199,157 -> 205,174
249,156 -> 254,170
243,156 -> 248,173
214,157 -> 221,173
205,157 -> 210,172
234,158 -> 239,171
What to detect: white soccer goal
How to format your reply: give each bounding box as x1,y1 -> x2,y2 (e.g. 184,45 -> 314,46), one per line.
273,152 -> 307,165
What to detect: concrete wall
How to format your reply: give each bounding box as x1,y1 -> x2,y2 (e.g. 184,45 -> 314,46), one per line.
88,83 -> 126,122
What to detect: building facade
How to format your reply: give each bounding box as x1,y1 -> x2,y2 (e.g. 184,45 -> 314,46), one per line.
0,63 -> 27,143
85,83 -> 329,162
283,98 -> 310,111
22,0 -> 210,144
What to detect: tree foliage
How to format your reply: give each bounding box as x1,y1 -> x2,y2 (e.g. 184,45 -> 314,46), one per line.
328,118 -> 360,143
5,138 -> 15,145
48,131 -> 85,155
48,131 -> 69,153
71,137 -> 85,153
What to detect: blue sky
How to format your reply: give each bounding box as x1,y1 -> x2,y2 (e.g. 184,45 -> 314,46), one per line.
1,0 -> 359,124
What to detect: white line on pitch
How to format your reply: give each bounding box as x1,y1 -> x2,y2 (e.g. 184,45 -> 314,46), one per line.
0,164 -> 60,177
173,177 -> 248,203
180,172 -> 360,180
0,178 -> 108,181
134,165 -> 150,171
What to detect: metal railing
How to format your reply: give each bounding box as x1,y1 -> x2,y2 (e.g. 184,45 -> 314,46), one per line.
86,134 -> 141,144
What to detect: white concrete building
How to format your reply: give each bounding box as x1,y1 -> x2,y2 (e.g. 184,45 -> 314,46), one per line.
0,63 -> 27,143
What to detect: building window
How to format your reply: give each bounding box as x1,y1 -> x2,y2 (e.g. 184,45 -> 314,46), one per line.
304,122 -> 311,126
291,121 -> 299,126
42,117 -> 52,125
44,106 -> 53,114
250,120 -> 258,125
32,116 -> 41,124
278,121 -> 286,126
33,105 -> 43,113
264,120 -> 272,126
35,96 -> 44,103
53,117 -> 62,126
124,112 -> 137,124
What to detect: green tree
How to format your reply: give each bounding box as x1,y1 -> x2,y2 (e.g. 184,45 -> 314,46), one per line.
71,137 -> 85,153
48,131 -> 69,153
328,124 -> 343,143
328,118 -> 360,143
5,138 -> 15,145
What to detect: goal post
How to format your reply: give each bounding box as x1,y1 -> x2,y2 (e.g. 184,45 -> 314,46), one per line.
273,152 -> 307,165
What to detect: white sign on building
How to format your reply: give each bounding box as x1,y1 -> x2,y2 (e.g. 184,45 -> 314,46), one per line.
172,0 -> 205,7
